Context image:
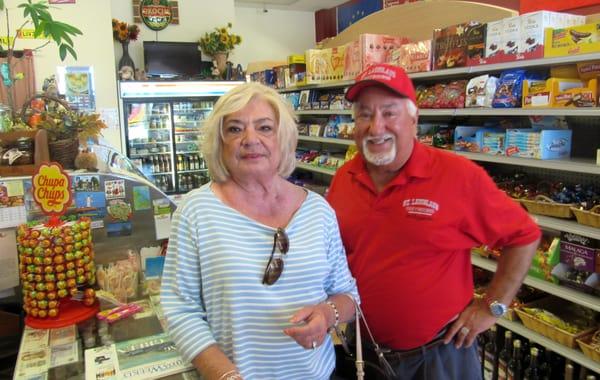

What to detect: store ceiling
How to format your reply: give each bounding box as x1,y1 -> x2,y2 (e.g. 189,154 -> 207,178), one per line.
234,0 -> 347,12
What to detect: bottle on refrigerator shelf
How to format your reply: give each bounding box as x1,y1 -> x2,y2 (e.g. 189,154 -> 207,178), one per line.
508,339 -> 523,380
498,330 -> 512,380
484,325 -> 498,380
564,362 -> 575,380
524,347 -> 540,380
177,155 -> 183,171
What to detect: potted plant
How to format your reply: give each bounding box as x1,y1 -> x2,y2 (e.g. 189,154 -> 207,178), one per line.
0,0 -> 82,120
111,18 -> 140,74
199,23 -> 242,73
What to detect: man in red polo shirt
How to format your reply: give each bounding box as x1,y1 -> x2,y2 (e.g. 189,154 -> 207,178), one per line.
327,63 -> 541,379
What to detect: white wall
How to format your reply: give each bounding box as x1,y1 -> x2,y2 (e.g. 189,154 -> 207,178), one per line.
1,0 -> 121,150
233,7 -> 316,66
110,0 -> 236,71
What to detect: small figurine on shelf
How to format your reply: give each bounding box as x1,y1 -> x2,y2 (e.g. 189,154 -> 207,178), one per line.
74,147 -> 98,171
119,65 -> 134,81
134,68 -> 147,81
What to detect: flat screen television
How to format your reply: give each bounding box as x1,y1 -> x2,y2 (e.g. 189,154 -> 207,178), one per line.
144,41 -> 204,79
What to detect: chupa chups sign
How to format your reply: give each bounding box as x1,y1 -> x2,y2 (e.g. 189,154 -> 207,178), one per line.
140,0 -> 172,31
32,162 -> 72,226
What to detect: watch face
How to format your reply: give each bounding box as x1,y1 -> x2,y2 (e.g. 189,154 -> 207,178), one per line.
490,301 -> 507,317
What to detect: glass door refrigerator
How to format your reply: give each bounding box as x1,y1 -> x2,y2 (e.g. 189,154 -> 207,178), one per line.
119,81 -> 243,194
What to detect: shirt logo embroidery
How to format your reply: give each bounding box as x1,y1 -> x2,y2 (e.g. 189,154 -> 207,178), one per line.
402,198 -> 439,217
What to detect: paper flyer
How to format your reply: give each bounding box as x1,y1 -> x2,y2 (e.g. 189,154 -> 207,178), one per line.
84,344 -> 121,380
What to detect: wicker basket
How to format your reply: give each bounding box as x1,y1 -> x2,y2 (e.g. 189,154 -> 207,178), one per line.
513,298 -> 596,348
519,195 -> 574,219
577,330 -> 600,363
48,138 -> 79,169
571,205 -> 600,228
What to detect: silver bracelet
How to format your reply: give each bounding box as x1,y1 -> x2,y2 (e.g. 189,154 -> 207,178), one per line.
325,300 -> 340,331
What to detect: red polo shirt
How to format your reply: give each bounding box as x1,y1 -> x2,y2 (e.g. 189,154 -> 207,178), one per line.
327,142 -> 540,350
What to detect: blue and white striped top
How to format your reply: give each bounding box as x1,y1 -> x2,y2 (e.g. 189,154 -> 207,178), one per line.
161,184 -> 358,380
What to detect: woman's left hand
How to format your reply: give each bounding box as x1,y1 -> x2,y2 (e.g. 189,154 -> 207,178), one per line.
283,304 -> 332,349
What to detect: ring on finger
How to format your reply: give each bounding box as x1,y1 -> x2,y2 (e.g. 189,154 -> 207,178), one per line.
459,326 -> 470,335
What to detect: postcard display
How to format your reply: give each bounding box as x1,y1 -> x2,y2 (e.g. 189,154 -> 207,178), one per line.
119,81 -> 243,194
8,150 -> 179,379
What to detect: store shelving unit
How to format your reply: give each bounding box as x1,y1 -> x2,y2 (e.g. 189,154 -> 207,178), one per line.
298,136 -> 355,146
496,318 -> 600,373
285,51 -> 600,372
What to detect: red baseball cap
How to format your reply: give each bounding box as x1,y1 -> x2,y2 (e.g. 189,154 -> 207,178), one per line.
345,63 -> 416,105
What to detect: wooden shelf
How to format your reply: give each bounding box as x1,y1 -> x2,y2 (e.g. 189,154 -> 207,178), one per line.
471,255 -> 600,312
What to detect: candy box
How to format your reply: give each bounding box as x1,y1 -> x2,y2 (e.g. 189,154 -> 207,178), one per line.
519,11 -> 586,58
389,40 -> 432,73
453,126 -> 483,152
360,33 -> 409,70
433,22 -> 470,69
502,16 -> 521,56
306,48 -> 331,84
485,20 -> 503,58
560,235 -> 597,273
329,45 -> 346,82
287,54 -> 306,86
505,128 -> 572,159
552,78 -> 597,107
528,235 -> 560,283
544,23 -> 600,57
343,40 -> 362,80
552,263 -> 600,294
479,128 -> 505,156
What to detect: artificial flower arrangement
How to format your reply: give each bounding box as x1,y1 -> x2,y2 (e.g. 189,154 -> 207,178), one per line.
199,23 -> 242,56
112,18 -> 140,43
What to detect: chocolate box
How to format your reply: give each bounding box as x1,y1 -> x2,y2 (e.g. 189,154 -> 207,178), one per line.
433,23 -> 469,70
519,11 -> 586,57
485,20 -> 503,58
503,16 -> 521,56
560,241 -> 597,273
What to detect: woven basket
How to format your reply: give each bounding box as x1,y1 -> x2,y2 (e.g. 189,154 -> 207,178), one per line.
519,195 -> 574,219
20,94 -> 79,169
571,205 -> 600,228
48,138 -> 79,169
577,330 -> 600,363
514,298 -> 596,348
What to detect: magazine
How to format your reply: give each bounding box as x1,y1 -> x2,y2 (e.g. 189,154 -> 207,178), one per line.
114,333 -> 192,379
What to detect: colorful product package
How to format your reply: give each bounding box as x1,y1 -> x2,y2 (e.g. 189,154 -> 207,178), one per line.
504,128 -> 572,159
492,69 -> 528,108
306,48 -> 331,84
389,40 -> 432,73
485,20 -> 503,58
544,22 -> 600,57
465,74 -> 498,108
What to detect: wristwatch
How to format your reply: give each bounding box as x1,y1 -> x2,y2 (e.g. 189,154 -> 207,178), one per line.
484,295 -> 508,317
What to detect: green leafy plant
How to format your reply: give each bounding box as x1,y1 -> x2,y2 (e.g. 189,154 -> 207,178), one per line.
37,108 -> 106,143
199,22 -> 242,56
0,0 -> 82,119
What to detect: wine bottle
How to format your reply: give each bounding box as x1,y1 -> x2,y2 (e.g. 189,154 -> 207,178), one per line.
498,330 -> 512,380
484,325 -> 498,380
507,339 -> 523,380
524,347 -> 540,380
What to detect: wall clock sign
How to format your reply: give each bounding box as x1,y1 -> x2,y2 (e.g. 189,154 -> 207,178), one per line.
140,0 -> 172,31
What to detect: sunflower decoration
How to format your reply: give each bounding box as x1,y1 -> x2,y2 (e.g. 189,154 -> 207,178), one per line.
111,18 -> 140,43
199,23 -> 242,56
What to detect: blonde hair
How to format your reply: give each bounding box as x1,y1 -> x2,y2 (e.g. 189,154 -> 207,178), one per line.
201,82 -> 298,183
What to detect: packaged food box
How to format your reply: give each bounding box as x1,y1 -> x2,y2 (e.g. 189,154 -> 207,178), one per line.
479,129 -> 505,156
343,40 -> 361,80
389,40 -> 432,73
560,232 -> 597,273
306,48 -> 331,84
528,235 -> 560,283
453,126 -> 483,152
505,128 -> 572,159
485,20 -> 503,58
522,78 -> 593,108
329,45 -> 346,82
434,22 -> 483,69
503,16 -> 521,56
552,263 -> 600,294
287,54 -> 306,86
520,11 -> 586,58
544,23 -> 600,57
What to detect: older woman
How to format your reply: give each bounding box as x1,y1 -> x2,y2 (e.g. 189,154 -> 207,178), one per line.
161,82 -> 358,380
